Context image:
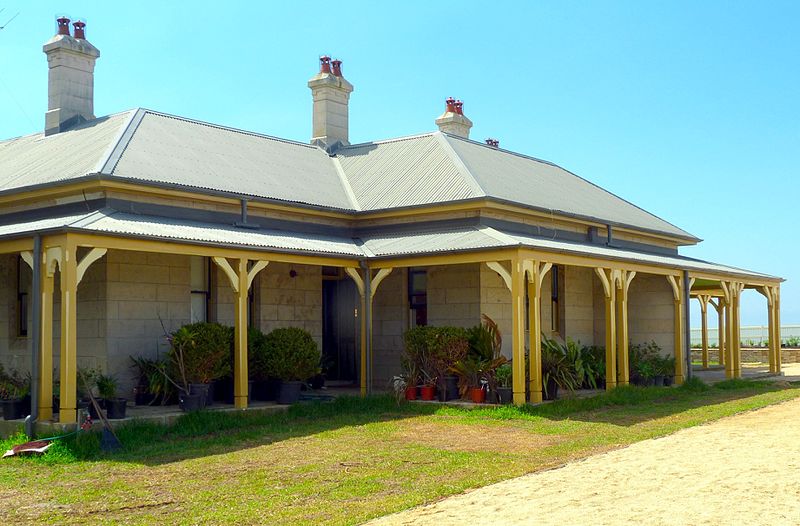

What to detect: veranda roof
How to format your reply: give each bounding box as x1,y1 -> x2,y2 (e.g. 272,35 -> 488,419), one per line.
0,210 -> 775,282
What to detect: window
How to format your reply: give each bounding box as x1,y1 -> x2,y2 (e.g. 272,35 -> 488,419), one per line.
408,268 -> 427,327
190,256 -> 210,323
17,257 -> 29,337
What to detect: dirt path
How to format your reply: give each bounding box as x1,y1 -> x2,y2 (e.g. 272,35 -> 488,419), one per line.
368,397 -> 800,526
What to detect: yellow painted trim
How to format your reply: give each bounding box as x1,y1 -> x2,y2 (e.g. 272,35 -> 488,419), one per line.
486,261 -> 512,291
370,268 -> 394,301
39,271 -> 55,421
76,247 -> 107,285
20,251 -> 34,269
59,239 -> 78,424
0,238 -> 34,254
233,258 -> 249,409
212,257 -> 240,293
247,261 -> 270,290
510,254 -> 527,405
526,260 -> 551,403
344,267 -> 365,297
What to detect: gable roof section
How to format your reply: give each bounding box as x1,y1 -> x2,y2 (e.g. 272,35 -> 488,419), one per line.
334,133 -> 483,210
109,111 -> 355,210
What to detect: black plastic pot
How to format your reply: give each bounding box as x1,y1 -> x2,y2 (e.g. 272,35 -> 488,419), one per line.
1,398 -> 25,420
134,390 -> 156,406
664,375 -> 674,387
179,392 -> 203,412
223,380 -> 254,404
497,387 -> 513,404
276,381 -> 302,405
308,374 -> 325,390
252,378 -> 281,401
444,376 -> 459,401
214,377 -> 232,402
206,381 -> 216,407
189,383 -> 210,407
543,378 -> 559,401
653,375 -> 665,387
106,398 -> 128,419
87,399 -> 103,419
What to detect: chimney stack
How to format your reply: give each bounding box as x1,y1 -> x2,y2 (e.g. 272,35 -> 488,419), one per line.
43,16 -> 100,136
308,55 -> 354,149
435,97 -> 473,139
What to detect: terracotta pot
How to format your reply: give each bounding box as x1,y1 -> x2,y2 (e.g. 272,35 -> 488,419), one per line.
420,385 -> 436,401
470,387 -> 486,404
405,386 -> 418,400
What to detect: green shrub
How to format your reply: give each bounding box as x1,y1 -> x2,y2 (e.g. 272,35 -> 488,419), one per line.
495,363 -> 512,388
169,322 -> 233,386
247,327 -> 271,381
404,325 -> 470,385
95,374 -> 119,399
264,327 -> 320,381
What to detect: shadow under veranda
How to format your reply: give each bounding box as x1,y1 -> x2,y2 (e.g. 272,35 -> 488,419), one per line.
37,381 -> 798,467
52,395 -> 444,467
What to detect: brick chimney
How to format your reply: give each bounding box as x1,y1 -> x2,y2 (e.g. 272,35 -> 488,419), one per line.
43,16 -> 100,136
308,55 -> 354,148
435,97 -> 473,139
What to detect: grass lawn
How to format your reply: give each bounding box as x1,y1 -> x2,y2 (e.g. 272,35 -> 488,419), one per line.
1,378 -> 798,525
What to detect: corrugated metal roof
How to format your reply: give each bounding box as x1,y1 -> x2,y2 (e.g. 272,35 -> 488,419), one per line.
0,211 -> 775,280
0,210 -> 363,257
0,111 -> 133,192
502,229 -> 778,280
335,133 -> 482,210
0,110 -> 697,241
361,226 -> 506,257
110,111 -> 355,210
359,225 -> 775,281
441,134 -> 695,240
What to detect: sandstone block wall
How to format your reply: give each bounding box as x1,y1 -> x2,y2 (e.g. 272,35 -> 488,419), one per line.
256,262 -> 322,348
372,268 -> 408,388
627,274 -> 675,353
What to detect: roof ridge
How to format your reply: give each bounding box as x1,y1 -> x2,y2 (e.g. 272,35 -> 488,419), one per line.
340,131 -> 437,149
96,109 -> 146,174
329,155 -> 362,211
433,132 -> 487,199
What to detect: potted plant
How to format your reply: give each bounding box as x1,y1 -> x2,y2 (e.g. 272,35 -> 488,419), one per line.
77,367 -> 101,418
399,348 -> 420,400
660,356 -> 676,386
637,359 -> 656,386
96,373 -> 127,419
264,327 -> 320,404
168,322 -> 233,409
429,327 -> 469,402
0,367 -> 30,421
494,363 -> 513,404
541,336 -> 579,400
404,326 -> 438,400
451,355 -> 486,403
249,327 -> 280,402
468,315 -> 507,403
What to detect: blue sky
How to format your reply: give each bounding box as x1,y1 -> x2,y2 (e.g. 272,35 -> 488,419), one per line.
0,1 -> 797,327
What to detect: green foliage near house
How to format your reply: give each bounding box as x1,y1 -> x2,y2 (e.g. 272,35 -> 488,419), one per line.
264,327 -> 320,382
169,322 -> 233,386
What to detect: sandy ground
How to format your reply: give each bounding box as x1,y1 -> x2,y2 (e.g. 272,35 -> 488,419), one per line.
368,397 -> 800,526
